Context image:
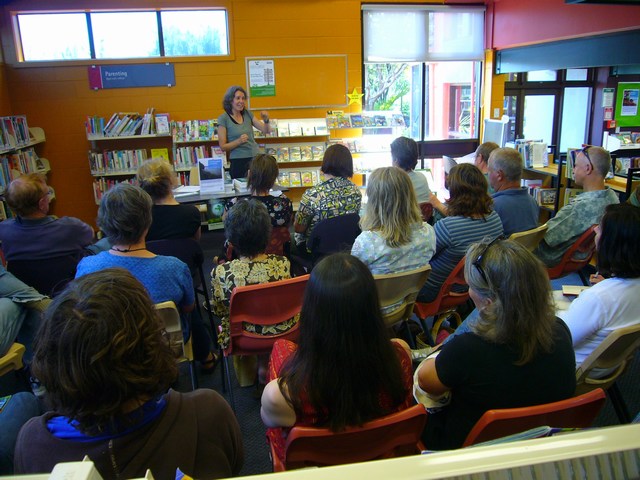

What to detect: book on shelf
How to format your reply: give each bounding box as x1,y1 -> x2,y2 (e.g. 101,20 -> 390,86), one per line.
277,125 -> 290,137
288,123 -> 302,136
13,115 -> 30,145
563,187 -> 583,206
301,171 -> 314,187
150,148 -> 170,162
300,145 -> 312,161
302,125 -> 316,136
350,114 -> 364,128
266,147 -> 277,156
155,113 -> 171,135
631,132 -> 640,144
289,146 -> 301,162
276,147 -> 290,162
373,115 -> 388,126
536,188 -> 557,206
314,124 -> 328,135
312,145 -> 325,161
2,117 -> 17,148
338,114 -> 351,128
391,113 -> 405,127
289,171 -> 302,187
362,115 -> 374,127
277,172 -> 290,187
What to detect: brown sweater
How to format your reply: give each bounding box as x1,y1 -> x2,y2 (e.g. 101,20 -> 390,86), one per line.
14,389 -> 243,480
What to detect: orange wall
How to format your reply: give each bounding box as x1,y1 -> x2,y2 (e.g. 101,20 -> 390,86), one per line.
0,0 -> 363,226
488,0 -> 640,49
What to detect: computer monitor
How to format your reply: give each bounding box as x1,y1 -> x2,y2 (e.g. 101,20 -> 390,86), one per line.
482,116 -> 510,147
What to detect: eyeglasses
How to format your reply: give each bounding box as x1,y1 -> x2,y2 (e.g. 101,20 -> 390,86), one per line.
472,236 -> 503,284
570,146 -> 593,170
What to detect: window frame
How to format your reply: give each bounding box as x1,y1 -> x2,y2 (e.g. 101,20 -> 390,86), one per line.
11,7 -> 233,66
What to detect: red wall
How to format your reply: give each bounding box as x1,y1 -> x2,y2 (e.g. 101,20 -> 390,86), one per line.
488,0 -> 640,49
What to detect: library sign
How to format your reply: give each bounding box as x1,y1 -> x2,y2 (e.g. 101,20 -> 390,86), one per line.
88,64 -> 176,90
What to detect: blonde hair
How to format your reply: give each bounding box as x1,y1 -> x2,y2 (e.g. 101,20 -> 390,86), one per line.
360,167 -> 423,248
465,239 -> 556,365
136,158 -> 176,201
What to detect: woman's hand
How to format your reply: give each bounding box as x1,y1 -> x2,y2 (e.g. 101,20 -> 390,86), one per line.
238,134 -> 249,144
260,111 -> 270,123
589,273 -> 605,285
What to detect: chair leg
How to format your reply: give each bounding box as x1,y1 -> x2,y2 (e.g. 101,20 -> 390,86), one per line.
223,356 -> 235,411
401,320 -> 417,349
608,382 -> 631,424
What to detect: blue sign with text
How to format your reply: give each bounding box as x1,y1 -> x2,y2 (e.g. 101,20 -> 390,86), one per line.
88,64 -> 175,90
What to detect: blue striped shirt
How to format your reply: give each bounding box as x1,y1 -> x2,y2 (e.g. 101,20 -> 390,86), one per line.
419,211 -> 503,302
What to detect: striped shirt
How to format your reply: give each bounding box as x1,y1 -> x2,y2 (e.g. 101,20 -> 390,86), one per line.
419,211 -> 503,302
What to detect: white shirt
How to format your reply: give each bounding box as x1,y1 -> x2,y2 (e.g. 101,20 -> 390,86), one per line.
558,277 -> 640,366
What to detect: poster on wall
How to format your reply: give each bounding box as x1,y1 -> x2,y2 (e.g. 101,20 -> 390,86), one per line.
615,82 -> 640,127
248,60 -> 275,97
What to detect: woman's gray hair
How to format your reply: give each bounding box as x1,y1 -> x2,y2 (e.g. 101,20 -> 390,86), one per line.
222,85 -> 247,115
224,199 -> 271,257
97,183 -> 153,245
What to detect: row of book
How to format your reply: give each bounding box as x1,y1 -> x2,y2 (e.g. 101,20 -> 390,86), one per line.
87,109 -> 171,138
172,119 -> 218,142
173,145 -> 225,170
92,173 -> 192,203
88,149 -> 149,175
610,132 -> 640,144
614,156 -> 640,175
326,111 -> 405,130
264,144 -> 325,163
0,115 -> 31,151
276,170 -> 323,188
257,120 -> 328,138
0,148 -> 45,190
513,139 -> 549,168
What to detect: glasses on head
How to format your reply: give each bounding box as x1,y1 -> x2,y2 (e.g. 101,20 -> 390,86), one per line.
570,146 -> 593,170
472,236 -> 503,284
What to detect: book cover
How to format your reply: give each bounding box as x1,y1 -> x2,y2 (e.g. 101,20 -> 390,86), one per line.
288,123 -> 302,136
326,114 -> 339,130
314,125 -> 328,136
289,146 -> 301,162
362,115 -> 374,127
277,125 -> 290,137
302,126 -> 316,136
350,114 -> 364,128
2,117 -> 17,147
300,145 -> 312,161
537,188 -> 557,206
14,115 -> 29,145
563,187 -> 583,206
151,148 -> 170,162
631,132 -> 640,144
373,115 -> 388,126
391,113 -> 405,127
301,171 -> 313,187
312,145 -> 325,161
289,171 -> 302,187
276,147 -> 290,162
198,120 -> 211,139
155,113 -> 171,135
337,114 -> 351,128
266,147 -> 277,156
311,170 -> 319,185
277,172 -> 290,187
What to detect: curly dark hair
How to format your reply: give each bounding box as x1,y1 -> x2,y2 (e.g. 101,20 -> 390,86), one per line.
224,199 -> 272,257
446,163 -> 493,217
31,268 -> 178,435
222,85 -> 247,115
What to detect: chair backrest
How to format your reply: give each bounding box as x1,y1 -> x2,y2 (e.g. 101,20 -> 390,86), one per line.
576,324 -> 640,394
462,389 -> 606,447
277,404 -> 427,471
227,275 -> 309,355
547,224 -> 597,279
414,256 -> 469,319
309,213 -> 361,263
0,342 -> 25,377
374,265 -> 431,327
509,224 -> 548,252
154,301 -> 193,361
418,202 -> 433,223
7,254 -> 80,297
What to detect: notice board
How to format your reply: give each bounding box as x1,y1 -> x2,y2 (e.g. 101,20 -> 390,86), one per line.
245,55 -> 348,110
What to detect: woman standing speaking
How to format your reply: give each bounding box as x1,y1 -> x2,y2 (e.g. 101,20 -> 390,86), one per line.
218,85 -> 271,179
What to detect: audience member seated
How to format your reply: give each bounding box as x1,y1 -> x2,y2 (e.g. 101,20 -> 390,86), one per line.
535,146 -> 619,267
137,158 -> 201,241
417,164 -> 503,303
352,166 -> 436,274
225,153 -> 293,228
75,183 -> 218,373
260,253 -> 413,464
558,203 -> 640,366
628,185 -> 640,207
416,239 -> 576,450
487,147 -> 539,236
293,144 -> 361,253
0,392 -> 40,475
211,199 -> 293,384
474,141 -> 499,193
0,265 -> 49,361
391,136 -> 432,203
14,268 -> 243,478
0,173 -> 93,262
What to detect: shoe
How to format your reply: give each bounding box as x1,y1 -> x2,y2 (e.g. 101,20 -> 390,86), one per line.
200,352 -> 220,374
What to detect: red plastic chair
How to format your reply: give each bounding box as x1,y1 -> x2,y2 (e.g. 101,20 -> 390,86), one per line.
461,388 -> 606,447
413,256 -> 469,340
270,404 -> 427,472
223,275 -> 309,408
546,224 -> 597,285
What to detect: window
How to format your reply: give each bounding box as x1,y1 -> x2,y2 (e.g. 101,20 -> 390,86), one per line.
15,9 -> 229,62
362,5 -> 484,142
